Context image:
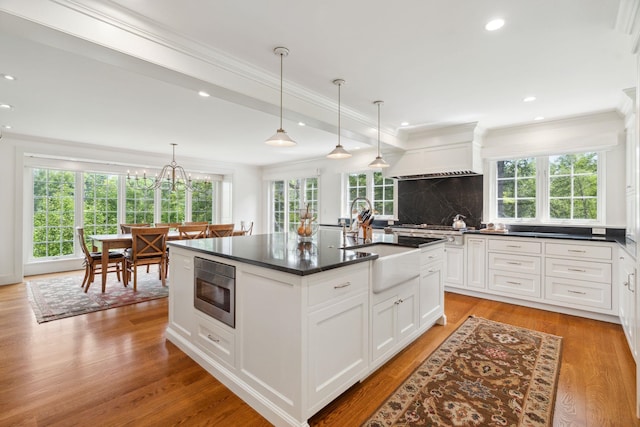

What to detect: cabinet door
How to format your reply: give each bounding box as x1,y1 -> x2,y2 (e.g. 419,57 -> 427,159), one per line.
620,253 -> 637,361
396,280 -> 419,344
168,251 -> 194,339
371,295 -> 397,362
420,263 -> 443,327
308,292 -> 368,413
444,246 -> 464,287
466,237 -> 486,289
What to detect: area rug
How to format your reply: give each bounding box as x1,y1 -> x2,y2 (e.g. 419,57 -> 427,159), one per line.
26,271 -> 169,323
363,316 -> 562,427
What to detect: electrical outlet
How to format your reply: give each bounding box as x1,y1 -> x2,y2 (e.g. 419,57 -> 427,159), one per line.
592,227 -> 606,235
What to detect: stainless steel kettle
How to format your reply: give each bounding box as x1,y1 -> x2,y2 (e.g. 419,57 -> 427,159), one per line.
452,214 -> 466,229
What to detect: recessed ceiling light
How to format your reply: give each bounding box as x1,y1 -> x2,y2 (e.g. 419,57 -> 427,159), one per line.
400,121 -> 410,126
534,116 -> 545,121
2,74 -> 16,81
0,104 -> 13,110
523,96 -> 536,102
485,18 -> 505,31
1,125 -> 11,129
298,122 -> 306,126
198,90 -> 210,97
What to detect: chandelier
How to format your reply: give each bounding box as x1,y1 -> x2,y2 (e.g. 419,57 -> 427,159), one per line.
127,143 -> 193,191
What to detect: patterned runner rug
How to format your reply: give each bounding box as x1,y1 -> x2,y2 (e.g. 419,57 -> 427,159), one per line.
363,316 -> 562,427
26,270 -> 169,323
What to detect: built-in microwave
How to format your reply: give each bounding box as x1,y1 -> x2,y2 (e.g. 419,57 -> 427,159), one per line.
194,257 -> 235,328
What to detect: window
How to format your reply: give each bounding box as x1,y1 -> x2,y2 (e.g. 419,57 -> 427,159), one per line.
270,177 -> 318,233
496,158 -> 536,219
346,171 -> 396,219
83,172 -> 119,236
29,166 -> 220,261
32,169 -> 76,258
491,151 -> 601,223
549,152 -> 598,220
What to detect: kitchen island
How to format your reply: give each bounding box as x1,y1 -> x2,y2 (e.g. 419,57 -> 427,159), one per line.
165,230 -> 445,427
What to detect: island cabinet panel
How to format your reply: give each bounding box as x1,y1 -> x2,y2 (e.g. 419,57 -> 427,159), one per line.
465,236 -> 487,289
194,312 -> 235,368
307,292 -> 368,414
419,244 -> 445,327
444,246 -> 464,287
238,267 -> 303,415
168,250 -> 194,340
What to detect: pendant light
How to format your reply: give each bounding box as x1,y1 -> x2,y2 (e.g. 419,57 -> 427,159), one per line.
265,47 -> 297,147
327,79 -> 352,159
369,100 -> 390,168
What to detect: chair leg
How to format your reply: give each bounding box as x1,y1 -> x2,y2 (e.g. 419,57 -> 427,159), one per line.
161,261 -> 166,287
133,265 -> 138,292
81,265 -> 90,289
116,261 -> 122,282
84,265 -> 95,293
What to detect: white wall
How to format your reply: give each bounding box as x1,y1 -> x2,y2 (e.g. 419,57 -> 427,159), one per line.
0,134 -> 261,285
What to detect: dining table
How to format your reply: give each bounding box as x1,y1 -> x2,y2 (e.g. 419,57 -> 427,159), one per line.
89,231 -> 181,288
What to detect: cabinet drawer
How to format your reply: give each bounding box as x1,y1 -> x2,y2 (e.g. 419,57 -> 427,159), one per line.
194,314 -> 235,368
488,239 -> 542,254
488,270 -> 541,298
545,242 -> 612,260
307,263 -> 368,307
544,277 -> 612,310
488,253 -> 541,275
420,246 -> 444,266
545,258 -> 611,284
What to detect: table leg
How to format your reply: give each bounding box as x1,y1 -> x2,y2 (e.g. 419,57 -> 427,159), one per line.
101,241 -> 109,292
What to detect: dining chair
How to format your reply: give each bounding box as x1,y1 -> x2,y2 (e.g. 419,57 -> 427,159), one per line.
124,227 -> 169,291
244,221 -> 254,236
155,222 -> 181,230
207,223 -> 235,238
76,227 -> 124,293
120,223 -> 150,234
178,224 -> 208,240
184,221 -> 209,226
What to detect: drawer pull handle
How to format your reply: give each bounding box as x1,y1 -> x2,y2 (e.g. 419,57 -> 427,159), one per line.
506,261 -> 522,265
568,249 -> 586,253
568,268 -> 586,272
334,281 -> 352,289
506,281 -> 521,285
428,255 -> 435,259
428,268 -> 436,273
506,245 -> 521,248
567,290 -> 587,295
394,298 -> 404,305
206,334 -> 220,343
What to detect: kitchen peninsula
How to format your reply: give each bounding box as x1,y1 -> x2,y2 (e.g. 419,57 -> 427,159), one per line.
165,230 -> 445,427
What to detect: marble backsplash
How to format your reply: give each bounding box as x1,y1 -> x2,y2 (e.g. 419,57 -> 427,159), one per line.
398,175 -> 484,229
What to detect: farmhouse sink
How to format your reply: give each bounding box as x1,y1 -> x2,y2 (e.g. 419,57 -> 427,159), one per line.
346,244 -> 420,293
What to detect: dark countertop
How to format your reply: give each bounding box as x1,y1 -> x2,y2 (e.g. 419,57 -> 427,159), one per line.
463,229 -> 623,243
168,229 -> 444,276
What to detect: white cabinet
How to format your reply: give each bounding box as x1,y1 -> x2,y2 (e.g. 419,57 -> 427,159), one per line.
620,250 -> 637,362
444,246 -> 464,288
488,238 -> 542,300
419,244 -> 444,327
544,242 -> 614,314
466,236 -> 487,289
371,277 -> 419,365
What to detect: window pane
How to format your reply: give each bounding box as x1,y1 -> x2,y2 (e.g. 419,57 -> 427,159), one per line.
125,186 -> 154,224
498,199 -> 515,218
517,178 -> 536,198
272,181 -> 285,232
192,180 -> 213,223
83,172 -> 119,238
496,158 -> 536,220
497,180 -> 514,198
161,187 -> 186,223
517,199 -> 536,218
32,168 -> 75,259
549,152 -> 598,220
497,160 -> 515,178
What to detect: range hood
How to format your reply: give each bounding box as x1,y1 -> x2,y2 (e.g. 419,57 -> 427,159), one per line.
386,140 -> 483,180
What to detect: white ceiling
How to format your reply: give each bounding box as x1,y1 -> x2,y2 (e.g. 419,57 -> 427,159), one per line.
0,0 -> 636,166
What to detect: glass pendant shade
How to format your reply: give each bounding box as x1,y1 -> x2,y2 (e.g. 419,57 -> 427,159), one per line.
327,79 -> 351,159
369,100 -> 390,169
266,47 -> 297,147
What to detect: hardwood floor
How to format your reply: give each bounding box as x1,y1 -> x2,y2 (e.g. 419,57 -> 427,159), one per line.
1,271 -> 638,426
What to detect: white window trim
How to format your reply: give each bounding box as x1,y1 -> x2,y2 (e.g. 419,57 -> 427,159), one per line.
487,151 -> 605,225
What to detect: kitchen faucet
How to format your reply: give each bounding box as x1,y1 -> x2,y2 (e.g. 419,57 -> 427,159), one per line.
348,197 -> 373,243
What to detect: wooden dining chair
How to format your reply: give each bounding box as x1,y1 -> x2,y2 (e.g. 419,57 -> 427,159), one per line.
178,224 -> 208,240
76,227 -> 124,293
207,223 -> 235,238
155,222 -> 181,230
120,223 -> 150,234
124,227 -> 169,291
184,221 -> 209,226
